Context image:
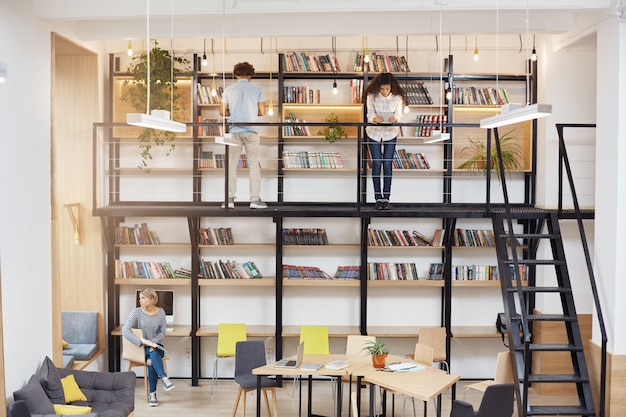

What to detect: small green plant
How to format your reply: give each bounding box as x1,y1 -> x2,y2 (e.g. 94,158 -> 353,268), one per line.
456,129 -> 524,179
121,41 -> 191,168
317,112 -> 348,143
361,337 -> 389,356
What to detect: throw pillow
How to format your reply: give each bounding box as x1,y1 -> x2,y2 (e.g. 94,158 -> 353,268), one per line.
13,375 -> 55,415
62,339 -> 70,348
38,356 -> 65,404
60,374 -> 88,403
53,404 -> 93,415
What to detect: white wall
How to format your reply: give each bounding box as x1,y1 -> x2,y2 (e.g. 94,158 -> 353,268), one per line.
0,0 -> 54,399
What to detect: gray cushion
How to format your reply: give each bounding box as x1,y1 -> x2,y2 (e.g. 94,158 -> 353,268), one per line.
13,375 -> 55,415
62,311 -> 98,345
63,355 -> 75,369
63,344 -> 97,361
37,356 -> 65,404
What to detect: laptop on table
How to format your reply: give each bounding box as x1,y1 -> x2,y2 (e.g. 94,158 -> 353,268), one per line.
275,341 -> 304,369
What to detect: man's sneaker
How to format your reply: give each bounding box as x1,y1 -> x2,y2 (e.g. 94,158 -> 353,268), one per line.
250,199 -> 267,209
162,376 -> 175,392
148,392 -> 158,407
221,198 -> 235,209
375,199 -> 384,210
382,199 -> 391,210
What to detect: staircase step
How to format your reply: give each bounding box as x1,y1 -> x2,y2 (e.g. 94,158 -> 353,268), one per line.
529,405 -> 595,416
528,373 -> 589,383
507,286 -> 572,294
526,314 -> 577,322
516,343 -> 583,352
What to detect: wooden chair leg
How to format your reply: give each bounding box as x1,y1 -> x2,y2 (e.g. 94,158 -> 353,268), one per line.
231,387 -> 243,417
270,387 -> 279,417
263,390 -> 271,416
242,387 -> 247,417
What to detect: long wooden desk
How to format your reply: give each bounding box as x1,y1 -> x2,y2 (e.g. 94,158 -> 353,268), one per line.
253,354 -> 370,417
360,357 -> 460,417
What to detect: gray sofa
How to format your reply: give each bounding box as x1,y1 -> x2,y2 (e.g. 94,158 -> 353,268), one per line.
12,357 -> 134,417
62,311 -> 98,363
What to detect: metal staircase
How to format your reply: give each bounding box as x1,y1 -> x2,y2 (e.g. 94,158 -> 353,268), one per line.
488,124 -> 605,417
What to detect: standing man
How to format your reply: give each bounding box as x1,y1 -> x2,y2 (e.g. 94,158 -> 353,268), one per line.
220,61 -> 267,208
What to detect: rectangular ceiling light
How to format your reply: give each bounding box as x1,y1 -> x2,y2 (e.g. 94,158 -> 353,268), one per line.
424,130 -> 450,143
127,110 -> 187,132
480,103 -> 552,129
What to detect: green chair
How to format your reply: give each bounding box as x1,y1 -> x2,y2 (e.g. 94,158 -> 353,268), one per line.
212,323 -> 247,394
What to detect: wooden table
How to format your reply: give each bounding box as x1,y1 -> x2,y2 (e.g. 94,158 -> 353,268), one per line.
359,356 -> 460,417
253,354 -> 370,417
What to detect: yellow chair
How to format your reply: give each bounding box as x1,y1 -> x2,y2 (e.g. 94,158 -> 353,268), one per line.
292,326 -> 331,398
463,351 -> 513,400
418,327 -> 448,372
212,323 -> 247,394
122,328 -> 169,402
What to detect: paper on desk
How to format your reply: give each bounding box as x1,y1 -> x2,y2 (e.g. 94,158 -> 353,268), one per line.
387,362 -> 425,372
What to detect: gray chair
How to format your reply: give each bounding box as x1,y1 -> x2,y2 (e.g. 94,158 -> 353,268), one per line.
232,341 -> 278,417
7,401 -> 30,417
450,383 -> 515,417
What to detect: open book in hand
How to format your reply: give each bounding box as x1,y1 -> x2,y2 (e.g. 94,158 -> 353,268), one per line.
386,362 -> 425,372
141,338 -> 166,352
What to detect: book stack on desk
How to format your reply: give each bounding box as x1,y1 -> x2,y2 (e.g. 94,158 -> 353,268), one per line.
325,360 -> 350,370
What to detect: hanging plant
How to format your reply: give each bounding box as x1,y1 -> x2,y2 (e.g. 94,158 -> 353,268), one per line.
317,112 -> 348,143
121,40 -> 191,167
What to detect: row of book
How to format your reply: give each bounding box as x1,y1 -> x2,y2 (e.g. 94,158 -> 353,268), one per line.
197,83 -> 224,104
452,87 -> 511,106
282,52 -> 341,72
334,266 -> 360,279
199,259 -> 263,279
354,53 -> 410,73
454,229 -> 496,247
283,112 -> 311,136
367,262 -> 420,281
199,227 -> 234,245
282,151 -> 344,169
393,149 -> 431,170
198,151 -> 250,169
115,223 -> 160,245
368,228 -> 433,247
414,114 -> 448,138
283,86 -> 321,104
282,228 -> 329,245
452,264 -> 528,281
196,117 -> 223,137
115,260 -> 183,279
399,81 -> 433,105
283,264 -> 332,279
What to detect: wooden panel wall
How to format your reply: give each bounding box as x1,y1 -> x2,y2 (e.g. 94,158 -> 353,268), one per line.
51,33 -> 103,367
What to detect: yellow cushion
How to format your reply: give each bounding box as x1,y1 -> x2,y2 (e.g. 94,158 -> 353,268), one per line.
53,404 -> 93,415
62,340 -> 70,348
60,375 -> 87,403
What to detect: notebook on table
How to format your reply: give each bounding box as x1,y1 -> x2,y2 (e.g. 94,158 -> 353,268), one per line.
275,342 -> 304,369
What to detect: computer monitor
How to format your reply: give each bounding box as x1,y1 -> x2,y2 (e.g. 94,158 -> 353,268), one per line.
136,289 -> 174,324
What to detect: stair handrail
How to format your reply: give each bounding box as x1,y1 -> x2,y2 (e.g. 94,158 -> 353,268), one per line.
556,123 -> 606,417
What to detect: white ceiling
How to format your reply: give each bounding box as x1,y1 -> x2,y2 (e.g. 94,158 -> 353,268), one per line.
34,0 -> 613,42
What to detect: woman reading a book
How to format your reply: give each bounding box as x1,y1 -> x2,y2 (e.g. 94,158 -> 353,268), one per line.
363,72 -> 406,210
123,288 -> 175,406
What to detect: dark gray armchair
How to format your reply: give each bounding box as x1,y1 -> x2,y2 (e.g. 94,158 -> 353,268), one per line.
450,383 -> 515,417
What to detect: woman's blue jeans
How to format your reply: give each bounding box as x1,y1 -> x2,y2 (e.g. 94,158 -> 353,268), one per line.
368,137 -> 396,200
145,346 -> 166,393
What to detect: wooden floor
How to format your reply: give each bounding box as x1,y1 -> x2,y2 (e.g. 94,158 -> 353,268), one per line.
129,377 -> 580,417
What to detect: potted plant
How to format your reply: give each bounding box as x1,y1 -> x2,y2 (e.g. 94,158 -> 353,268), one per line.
456,129 -> 525,179
121,41 -> 191,167
361,337 -> 389,368
317,112 -> 348,143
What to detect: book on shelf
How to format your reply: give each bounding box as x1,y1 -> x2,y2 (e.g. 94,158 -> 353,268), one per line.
427,263 -> 444,280
283,85 -> 321,104
199,227 -> 234,245
282,52 -> 340,72
355,53 -> 410,73
282,264 -> 332,279
333,265 -> 360,279
197,117 -> 223,137
399,81 -> 433,105
196,83 -> 223,105
367,262 -> 419,280
282,227 -> 329,245
413,114 -> 447,138
368,228 -> 433,246
282,151 -> 343,169
453,229 -> 495,247
452,86 -> 510,105
199,257 -> 262,279
115,223 -> 160,245
198,151 -> 251,169
115,260 -> 176,279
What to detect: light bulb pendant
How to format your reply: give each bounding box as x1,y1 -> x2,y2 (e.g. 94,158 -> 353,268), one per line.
127,41 -> 133,57
332,81 -> 338,95
211,80 -> 217,97
202,54 -> 208,67
473,48 -> 479,61
403,104 -> 410,113
531,48 -> 537,61
268,103 -> 274,116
